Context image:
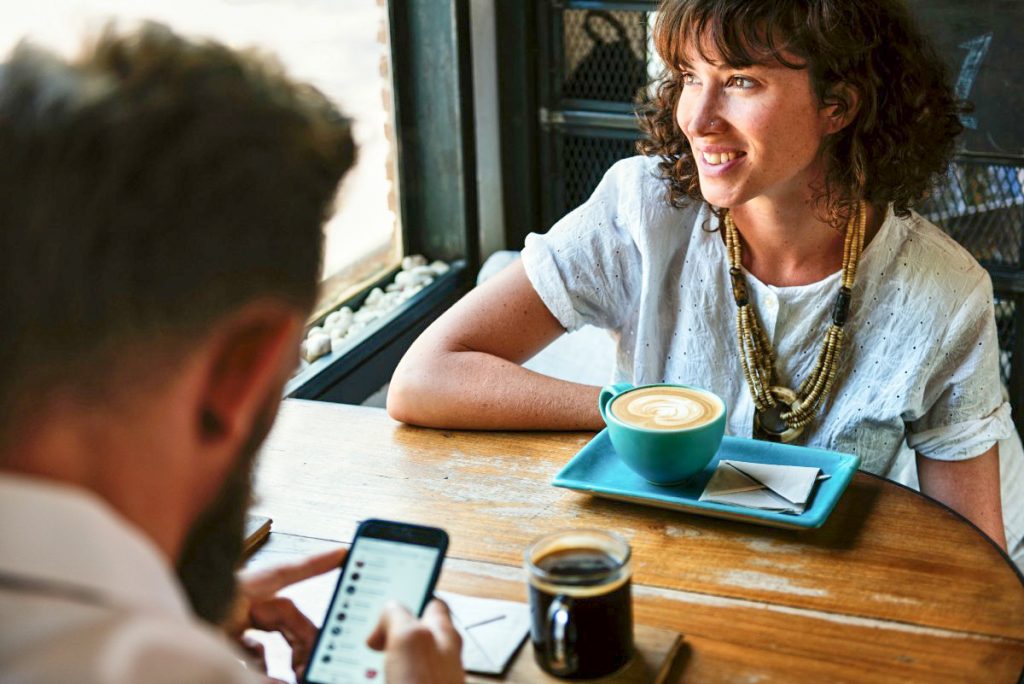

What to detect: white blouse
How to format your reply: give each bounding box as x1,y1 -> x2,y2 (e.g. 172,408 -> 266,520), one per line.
522,155 -> 1023,561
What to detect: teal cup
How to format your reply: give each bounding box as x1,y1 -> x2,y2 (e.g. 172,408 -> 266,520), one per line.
598,383 -> 727,485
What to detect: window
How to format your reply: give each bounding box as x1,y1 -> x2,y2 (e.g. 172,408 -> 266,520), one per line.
0,0 -> 402,319
3,0 -> 479,403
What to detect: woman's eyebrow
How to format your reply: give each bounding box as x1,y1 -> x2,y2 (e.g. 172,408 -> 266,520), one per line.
678,60 -> 765,73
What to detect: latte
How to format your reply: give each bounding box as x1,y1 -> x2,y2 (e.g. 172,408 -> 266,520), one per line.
610,386 -> 721,430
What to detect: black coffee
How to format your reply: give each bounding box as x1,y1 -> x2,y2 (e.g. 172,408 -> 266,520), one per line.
529,548 -> 633,679
536,548 -> 616,580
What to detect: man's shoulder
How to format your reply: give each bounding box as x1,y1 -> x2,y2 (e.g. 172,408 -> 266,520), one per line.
0,591 -> 258,684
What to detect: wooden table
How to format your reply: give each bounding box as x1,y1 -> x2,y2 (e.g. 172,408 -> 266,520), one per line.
249,399 -> 1024,682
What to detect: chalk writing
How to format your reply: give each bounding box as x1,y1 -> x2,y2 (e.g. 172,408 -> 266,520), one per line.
955,33 -> 993,129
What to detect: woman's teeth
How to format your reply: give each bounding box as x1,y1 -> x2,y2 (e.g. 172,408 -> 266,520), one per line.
702,151 -> 742,165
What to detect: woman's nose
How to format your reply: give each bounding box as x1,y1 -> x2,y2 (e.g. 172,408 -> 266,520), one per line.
680,92 -> 725,137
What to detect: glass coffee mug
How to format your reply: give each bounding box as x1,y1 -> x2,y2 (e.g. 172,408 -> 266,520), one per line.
524,529 -> 634,679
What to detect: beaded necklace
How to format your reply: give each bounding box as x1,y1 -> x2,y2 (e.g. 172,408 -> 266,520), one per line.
724,200 -> 866,443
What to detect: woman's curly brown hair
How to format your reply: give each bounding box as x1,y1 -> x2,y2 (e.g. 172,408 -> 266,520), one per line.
637,0 -> 968,228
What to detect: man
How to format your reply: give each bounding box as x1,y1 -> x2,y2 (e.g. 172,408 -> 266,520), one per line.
0,24 -> 463,683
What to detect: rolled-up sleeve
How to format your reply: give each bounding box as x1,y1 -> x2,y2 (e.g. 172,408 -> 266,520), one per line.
521,158 -> 643,333
907,273 -> 1014,460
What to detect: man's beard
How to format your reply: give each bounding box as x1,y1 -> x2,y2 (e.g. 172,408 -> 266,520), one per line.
176,402 -> 276,625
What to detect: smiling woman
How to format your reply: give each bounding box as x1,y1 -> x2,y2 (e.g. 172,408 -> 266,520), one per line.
388,0 -> 1024,570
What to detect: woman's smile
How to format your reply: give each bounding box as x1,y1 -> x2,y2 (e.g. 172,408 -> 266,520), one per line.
697,146 -> 747,176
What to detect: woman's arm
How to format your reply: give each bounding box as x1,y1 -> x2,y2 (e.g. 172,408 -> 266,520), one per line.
387,260 -> 605,430
916,445 -> 1007,551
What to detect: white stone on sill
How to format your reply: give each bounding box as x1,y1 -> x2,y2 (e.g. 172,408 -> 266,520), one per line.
301,335 -> 331,363
354,308 -> 380,324
402,254 -> 427,270
299,255 -> 448,364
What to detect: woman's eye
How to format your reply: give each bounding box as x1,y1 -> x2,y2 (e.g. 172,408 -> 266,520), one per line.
681,72 -> 700,86
727,76 -> 755,89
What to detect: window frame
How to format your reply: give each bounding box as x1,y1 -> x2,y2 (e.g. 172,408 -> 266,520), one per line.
288,0 -> 479,404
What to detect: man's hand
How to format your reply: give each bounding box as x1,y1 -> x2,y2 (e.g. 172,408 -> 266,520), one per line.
366,599 -> 465,683
229,547 -> 347,681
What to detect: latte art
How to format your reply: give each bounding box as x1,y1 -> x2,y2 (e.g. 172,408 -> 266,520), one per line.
610,387 -> 721,430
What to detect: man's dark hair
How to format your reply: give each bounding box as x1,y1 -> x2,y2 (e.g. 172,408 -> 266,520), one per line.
0,23 -> 354,435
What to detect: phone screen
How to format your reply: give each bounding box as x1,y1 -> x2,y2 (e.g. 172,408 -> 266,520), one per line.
305,533 -> 443,683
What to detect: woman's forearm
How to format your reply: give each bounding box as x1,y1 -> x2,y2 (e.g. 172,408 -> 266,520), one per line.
388,259 -> 605,431
388,347 -> 603,430
917,446 -> 1007,551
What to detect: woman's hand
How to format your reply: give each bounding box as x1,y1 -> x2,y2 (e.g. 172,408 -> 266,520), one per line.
229,547 -> 347,681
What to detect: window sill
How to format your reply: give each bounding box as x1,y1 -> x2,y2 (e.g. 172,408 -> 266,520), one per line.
286,259 -> 469,404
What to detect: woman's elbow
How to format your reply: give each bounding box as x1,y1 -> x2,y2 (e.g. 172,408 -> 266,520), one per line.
386,364 -> 428,425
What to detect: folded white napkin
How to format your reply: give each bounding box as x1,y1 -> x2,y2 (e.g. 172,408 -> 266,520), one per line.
437,591 -> 531,675
698,460 -> 827,514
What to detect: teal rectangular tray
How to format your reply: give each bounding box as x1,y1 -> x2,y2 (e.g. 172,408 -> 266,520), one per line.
552,430 -> 860,530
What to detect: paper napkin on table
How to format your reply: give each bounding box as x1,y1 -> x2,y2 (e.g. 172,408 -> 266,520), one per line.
698,460 -> 826,514
437,591 -> 531,675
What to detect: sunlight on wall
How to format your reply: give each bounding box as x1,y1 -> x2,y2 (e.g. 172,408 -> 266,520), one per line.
0,0 -> 398,287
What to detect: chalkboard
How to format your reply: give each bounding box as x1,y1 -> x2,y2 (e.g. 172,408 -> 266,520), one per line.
907,0 -> 1024,156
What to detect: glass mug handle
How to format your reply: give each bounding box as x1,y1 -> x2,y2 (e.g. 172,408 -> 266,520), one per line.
546,595 -> 577,675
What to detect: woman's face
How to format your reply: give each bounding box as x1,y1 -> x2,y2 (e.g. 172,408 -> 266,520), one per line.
675,47 -> 842,210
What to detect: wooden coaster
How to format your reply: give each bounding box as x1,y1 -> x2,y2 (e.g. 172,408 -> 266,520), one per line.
467,623 -> 682,683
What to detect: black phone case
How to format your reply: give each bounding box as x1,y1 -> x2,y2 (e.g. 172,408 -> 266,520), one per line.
302,518 -> 448,684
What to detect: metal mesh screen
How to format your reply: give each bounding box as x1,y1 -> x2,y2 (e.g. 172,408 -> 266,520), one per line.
563,134 -> 638,211
995,297 -> 1016,387
919,160 -> 1024,269
561,9 -> 650,102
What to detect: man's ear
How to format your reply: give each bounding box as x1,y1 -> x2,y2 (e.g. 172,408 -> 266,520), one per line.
196,302 -> 303,451
822,83 -> 861,135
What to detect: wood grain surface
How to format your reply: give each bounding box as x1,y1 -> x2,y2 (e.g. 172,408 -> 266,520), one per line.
250,399 -> 1024,682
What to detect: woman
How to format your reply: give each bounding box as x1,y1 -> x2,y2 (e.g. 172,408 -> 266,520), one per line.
388,0 -> 1021,563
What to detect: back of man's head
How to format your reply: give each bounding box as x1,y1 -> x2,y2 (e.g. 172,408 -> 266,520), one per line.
0,23 -> 354,443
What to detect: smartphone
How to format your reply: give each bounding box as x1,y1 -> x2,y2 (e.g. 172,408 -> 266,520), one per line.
303,519 -> 449,684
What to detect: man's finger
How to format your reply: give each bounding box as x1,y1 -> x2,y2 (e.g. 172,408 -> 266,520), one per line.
238,634 -> 268,673
239,547 -> 347,597
421,599 -> 462,654
366,601 -> 416,651
248,596 -> 319,666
